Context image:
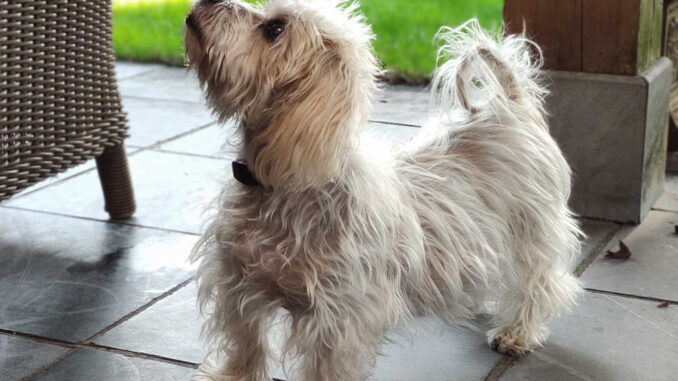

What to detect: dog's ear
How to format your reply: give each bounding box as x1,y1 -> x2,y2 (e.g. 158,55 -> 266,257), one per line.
247,49 -> 358,191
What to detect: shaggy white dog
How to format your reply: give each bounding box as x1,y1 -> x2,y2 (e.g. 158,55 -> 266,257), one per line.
184,0 -> 583,380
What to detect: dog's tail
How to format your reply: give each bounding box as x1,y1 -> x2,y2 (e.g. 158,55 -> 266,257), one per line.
431,20 -> 547,129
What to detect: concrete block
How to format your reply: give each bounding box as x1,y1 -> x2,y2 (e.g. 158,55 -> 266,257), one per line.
545,57 -> 672,223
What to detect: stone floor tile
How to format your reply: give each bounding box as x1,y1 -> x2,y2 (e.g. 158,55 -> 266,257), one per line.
122,97 -> 216,147
653,173 -> 678,212
370,85 -> 432,127
500,292 -> 678,381
158,121 -> 421,159
115,61 -> 163,81
370,319 -> 501,381
158,121 -> 239,159
95,281 -> 287,379
581,210 -> 678,301
0,334 -> 69,381
118,66 -> 204,104
8,150 -> 227,234
120,66 -> 431,126
32,349 -> 195,381
95,282 -> 205,364
97,280 -> 500,381
0,208 -> 196,342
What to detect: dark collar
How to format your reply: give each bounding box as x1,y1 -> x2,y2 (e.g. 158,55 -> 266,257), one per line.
232,158 -> 261,186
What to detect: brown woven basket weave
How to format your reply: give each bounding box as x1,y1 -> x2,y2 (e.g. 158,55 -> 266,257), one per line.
1,0 -> 135,219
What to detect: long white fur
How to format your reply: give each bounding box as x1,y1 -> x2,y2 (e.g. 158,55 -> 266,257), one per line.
185,1 -> 583,380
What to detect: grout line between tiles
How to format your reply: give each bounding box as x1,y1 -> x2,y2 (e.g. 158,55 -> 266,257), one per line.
573,224 -> 625,277
81,343 -> 199,369
482,355 -> 518,381
0,329 -> 77,349
121,94 -> 205,105
82,278 -> 195,343
0,205 -> 201,236
649,206 -> 678,215
21,348 -> 78,381
115,66 -> 164,82
368,119 -> 422,128
141,121 -> 218,149
149,148 -> 230,160
584,288 -> 678,305
0,329 -> 198,373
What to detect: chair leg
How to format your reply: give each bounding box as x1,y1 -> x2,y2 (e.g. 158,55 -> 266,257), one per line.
95,143 -> 136,220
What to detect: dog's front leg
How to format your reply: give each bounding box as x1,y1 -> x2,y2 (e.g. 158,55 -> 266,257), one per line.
196,278 -> 280,381
288,297 -> 387,381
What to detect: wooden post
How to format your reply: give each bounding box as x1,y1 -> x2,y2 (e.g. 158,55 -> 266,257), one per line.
505,0 -> 671,223
503,0 -> 583,71
504,0 -> 664,75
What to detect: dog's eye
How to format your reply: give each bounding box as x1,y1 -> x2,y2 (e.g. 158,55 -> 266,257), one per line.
263,19 -> 285,42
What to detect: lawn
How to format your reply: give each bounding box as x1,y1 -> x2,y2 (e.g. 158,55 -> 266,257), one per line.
112,0 -> 504,83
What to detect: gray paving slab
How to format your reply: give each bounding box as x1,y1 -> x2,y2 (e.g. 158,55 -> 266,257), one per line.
122,97 -> 216,147
96,278 -> 500,381
0,207 -> 197,342
371,85 -> 432,127
158,120 -> 239,159
581,210 -> 678,302
115,61 -> 163,81
158,121 -> 420,159
7,150 -> 227,234
94,281 -> 286,379
0,334 -> 69,381
370,319 -> 501,381
653,173 -> 678,212
95,282 -> 205,364
33,348 -> 195,381
500,292 -> 678,381
116,63 -> 431,127
118,66 -> 205,104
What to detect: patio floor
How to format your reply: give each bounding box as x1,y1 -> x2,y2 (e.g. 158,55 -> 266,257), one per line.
1,61 -> 677,381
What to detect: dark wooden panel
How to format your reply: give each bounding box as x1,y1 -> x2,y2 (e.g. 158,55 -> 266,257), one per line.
504,0 -> 583,71
582,0 -> 642,74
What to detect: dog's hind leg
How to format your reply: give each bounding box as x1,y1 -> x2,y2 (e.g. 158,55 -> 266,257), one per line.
487,232 -> 582,356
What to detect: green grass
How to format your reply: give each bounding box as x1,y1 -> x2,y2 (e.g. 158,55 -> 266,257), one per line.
113,0 -> 503,82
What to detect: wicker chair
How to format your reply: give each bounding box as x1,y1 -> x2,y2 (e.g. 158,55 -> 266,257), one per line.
0,0 -> 135,219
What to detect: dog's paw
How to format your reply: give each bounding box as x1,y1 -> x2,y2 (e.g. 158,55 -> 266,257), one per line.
488,328 -> 533,357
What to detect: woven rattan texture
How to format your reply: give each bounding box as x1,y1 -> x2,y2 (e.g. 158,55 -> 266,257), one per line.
0,0 -> 129,201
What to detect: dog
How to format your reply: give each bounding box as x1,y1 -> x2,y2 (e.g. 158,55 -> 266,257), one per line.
184,0 -> 583,380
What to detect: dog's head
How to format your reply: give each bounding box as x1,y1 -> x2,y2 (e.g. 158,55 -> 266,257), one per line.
185,0 -> 378,190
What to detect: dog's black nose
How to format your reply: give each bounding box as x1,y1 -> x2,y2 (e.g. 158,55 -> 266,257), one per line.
204,0 -> 222,4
